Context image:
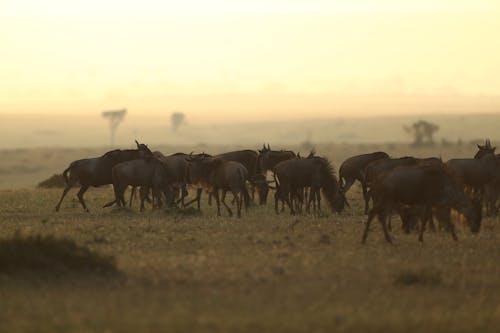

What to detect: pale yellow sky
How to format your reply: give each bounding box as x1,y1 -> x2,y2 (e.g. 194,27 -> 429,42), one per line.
1,0 -> 499,123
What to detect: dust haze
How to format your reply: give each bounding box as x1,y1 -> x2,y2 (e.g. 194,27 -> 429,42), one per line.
2,93 -> 499,149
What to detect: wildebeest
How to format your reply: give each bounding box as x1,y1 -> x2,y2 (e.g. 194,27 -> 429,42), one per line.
362,164 -> 482,243
54,141 -> 153,212
339,151 -> 389,210
273,156 -> 346,215
446,151 -> 500,197
472,140 -> 500,215
214,149 -> 269,205
257,144 -> 297,174
152,151 -> 190,206
103,155 -> 174,211
186,155 -> 250,217
363,156 -> 442,214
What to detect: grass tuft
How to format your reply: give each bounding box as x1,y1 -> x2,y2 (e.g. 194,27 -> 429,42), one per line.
394,268 -> 442,287
164,206 -> 202,216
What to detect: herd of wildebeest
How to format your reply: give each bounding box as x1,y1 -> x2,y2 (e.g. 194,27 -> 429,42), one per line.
54,139 -> 500,243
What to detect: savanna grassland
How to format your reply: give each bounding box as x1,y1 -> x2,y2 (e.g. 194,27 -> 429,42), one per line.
0,143 -> 499,333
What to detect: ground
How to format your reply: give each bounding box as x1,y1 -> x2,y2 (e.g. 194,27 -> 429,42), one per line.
0,144 -> 499,332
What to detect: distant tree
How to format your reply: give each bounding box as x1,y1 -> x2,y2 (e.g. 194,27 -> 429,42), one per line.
404,120 -> 439,147
171,112 -> 186,132
102,109 -> 127,146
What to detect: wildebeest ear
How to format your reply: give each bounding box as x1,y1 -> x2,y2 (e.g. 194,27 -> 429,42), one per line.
135,140 -> 141,148
267,143 -> 271,150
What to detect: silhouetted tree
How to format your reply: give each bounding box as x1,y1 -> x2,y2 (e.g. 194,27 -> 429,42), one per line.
171,112 -> 186,132
404,120 -> 439,146
102,109 -> 127,146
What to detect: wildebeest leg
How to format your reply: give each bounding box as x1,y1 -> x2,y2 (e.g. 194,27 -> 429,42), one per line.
213,189 -> 222,217
306,189 -> 314,214
139,186 -> 149,212
362,208 -> 377,243
274,189 -> 281,215
183,188 -> 203,210
76,185 -> 90,212
176,185 -> 188,207
316,189 -> 321,212
379,210 -> 393,243
427,209 -> 436,232
363,187 -> 371,215
55,185 -> 72,212
418,206 -> 431,242
283,189 -> 295,215
208,192 -> 213,206
129,186 -> 136,207
220,190 -> 233,217
233,189 -> 242,218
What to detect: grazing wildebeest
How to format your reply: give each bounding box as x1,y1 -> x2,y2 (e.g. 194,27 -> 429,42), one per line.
273,156 -> 346,215
54,141 -> 153,212
104,156 -> 174,211
186,155 -> 250,217
362,164 -> 482,244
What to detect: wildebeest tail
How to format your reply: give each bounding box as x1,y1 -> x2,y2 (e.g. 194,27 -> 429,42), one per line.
62,165 -> 72,185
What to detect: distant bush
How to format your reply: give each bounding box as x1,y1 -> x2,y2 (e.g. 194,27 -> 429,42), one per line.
394,268 -> 442,287
37,174 -> 66,188
164,206 -> 202,216
0,233 -> 119,278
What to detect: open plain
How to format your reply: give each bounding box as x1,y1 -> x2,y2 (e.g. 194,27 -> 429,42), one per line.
0,143 -> 499,332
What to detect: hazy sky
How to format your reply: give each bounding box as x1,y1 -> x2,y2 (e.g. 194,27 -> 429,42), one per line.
1,0 -> 499,123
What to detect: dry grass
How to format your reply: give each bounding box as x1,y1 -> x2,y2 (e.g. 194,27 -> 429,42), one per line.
0,144 -> 499,332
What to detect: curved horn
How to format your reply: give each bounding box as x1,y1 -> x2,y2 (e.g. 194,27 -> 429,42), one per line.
135,139 -> 140,148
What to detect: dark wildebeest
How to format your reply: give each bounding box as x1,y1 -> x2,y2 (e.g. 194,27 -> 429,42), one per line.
363,157 -> 419,214
54,141 -> 153,212
257,144 -> 297,174
257,144 -> 297,206
182,152 -> 212,210
104,156 -> 174,211
339,151 -> 389,208
362,164 -> 482,244
273,156 -> 346,215
363,156 -> 442,214
473,139 -> 500,215
214,149 -> 269,205
152,151 -> 190,206
446,149 -> 500,202
186,155 -> 250,217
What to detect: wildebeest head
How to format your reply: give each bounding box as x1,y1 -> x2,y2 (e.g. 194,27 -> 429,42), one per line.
135,140 -> 154,158
461,199 -> 482,233
257,144 -> 296,173
185,153 -> 216,186
474,139 -> 496,159
331,188 -> 349,213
